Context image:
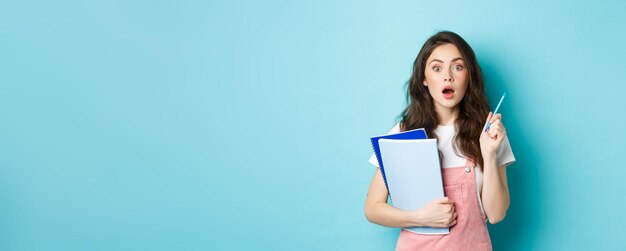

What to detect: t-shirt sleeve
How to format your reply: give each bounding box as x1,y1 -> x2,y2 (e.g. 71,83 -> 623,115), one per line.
368,123 -> 401,168
496,135 -> 516,167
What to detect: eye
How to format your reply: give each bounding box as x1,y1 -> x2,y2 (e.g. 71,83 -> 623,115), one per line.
453,64 -> 464,71
432,66 -> 441,72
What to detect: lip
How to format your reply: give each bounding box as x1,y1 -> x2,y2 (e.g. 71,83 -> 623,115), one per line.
442,85 -> 455,99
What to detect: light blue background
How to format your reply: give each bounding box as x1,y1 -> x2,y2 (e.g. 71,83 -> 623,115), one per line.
1,0 -> 625,250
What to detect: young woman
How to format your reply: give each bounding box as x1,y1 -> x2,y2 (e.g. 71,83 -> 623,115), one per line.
364,31 -> 516,250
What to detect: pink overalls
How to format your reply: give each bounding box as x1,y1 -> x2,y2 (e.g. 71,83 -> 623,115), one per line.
395,159 -> 492,251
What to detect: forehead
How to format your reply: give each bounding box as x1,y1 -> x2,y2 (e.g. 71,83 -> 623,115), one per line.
427,43 -> 463,62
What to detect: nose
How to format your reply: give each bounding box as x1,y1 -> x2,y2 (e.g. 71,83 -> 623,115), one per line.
444,75 -> 454,82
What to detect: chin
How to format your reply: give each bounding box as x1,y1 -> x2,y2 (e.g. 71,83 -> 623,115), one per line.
439,100 -> 462,109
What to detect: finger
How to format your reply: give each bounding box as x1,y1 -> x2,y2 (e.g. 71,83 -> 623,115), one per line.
488,120 -> 502,135
489,124 -> 501,138
489,120 -> 502,129
447,217 -> 454,225
490,123 -> 506,138
438,197 -> 454,204
492,124 -> 505,135
488,126 -> 497,138
484,113 -> 503,134
490,118 -> 501,127
490,113 -> 502,124
495,128 -> 506,142
483,112 -> 493,131
495,123 -> 506,135
489,130 -> 497,139
498,129 -> 506,139
434,197 -> 450,205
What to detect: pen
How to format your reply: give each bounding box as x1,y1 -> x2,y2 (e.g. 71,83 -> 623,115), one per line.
484,92 -> 506,132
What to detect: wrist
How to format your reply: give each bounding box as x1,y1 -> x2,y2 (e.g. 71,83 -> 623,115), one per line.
482,152 -> 497,163
409,209 -> 425,227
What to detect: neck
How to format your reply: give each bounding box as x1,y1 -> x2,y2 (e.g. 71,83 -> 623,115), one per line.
435,105 -> 460,126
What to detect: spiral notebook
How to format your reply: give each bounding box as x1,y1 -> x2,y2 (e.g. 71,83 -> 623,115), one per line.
378,138 -> 448,235
369,128 -> 428,191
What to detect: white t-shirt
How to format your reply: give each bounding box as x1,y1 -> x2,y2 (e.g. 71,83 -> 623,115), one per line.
369,123 -> 516,219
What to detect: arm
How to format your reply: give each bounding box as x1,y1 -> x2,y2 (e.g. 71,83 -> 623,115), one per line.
364,167 -> 457,228
364,167 -> 422,227
479,112 -> 510,224
481,158 -> 509,224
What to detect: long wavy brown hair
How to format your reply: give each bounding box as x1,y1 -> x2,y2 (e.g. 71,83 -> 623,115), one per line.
398,31 -> 491,167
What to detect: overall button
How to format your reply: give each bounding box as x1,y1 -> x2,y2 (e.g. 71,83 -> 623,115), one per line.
465,167 -> 471,173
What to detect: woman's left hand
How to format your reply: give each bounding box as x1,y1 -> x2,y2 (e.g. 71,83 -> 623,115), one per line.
480,112 -> 506,159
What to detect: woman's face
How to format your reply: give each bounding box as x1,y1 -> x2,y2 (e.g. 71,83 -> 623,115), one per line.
423,43 -> 469,113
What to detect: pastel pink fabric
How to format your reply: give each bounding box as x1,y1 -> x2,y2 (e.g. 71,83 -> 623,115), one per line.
395,160 -> 492,251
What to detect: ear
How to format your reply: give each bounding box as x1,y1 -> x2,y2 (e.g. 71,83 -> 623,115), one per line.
423,81 -> 428,86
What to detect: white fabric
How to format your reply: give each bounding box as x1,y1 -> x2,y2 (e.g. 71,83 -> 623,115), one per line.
369,123 -> 516,218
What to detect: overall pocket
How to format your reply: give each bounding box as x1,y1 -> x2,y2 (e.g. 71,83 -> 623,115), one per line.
443,183 -> 467,219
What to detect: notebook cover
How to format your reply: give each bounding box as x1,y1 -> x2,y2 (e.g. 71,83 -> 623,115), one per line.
370,128 -> 428,190
378,138 -> 448,235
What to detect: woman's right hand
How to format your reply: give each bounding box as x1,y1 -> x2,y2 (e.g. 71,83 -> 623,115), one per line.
413,197 -> 457,228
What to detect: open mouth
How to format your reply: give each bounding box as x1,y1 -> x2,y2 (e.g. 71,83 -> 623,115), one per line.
442,86 -> 455,95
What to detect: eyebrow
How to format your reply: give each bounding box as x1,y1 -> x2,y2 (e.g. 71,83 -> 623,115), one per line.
429,57 -> 465,64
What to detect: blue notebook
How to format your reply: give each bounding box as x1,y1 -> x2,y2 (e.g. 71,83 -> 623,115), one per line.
378,138 -> 448,235
370,128 -> 428,191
